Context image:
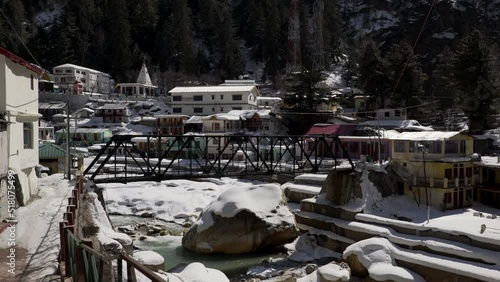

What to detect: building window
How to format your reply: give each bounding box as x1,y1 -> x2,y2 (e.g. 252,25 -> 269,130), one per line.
384,111 -> 390,117
233,107 -> 242,110
82,71 -> 86,75
193,95 -> 203,101
444,192 -> 451,203
212,95 -> 215,100
213,123 -> 221,131
65,69 -> 71,73
30,75 -> 34,90
220,95 -> 224,100
395,110 -> 401,116
394,141 -> 407,153
445,140 -> 464,154
23,123 -> 32,149
193,107 -> 203,114
172,96 -> 182,101
61,77 -> 66,83
173,108 -> 182,113
220,107 -> 224,112
212,108 -> 215,112
232,94 -> 242,101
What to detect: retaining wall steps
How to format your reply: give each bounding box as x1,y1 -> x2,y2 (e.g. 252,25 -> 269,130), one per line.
295,199 -> 500,282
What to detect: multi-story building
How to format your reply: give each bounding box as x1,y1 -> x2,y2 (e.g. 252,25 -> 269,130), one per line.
94,103 -> 130,123
155,114 -> 189,135
39,119 -> 55,141
389,131 -> 478,210
0,113 -> 8,220
0,47 -> 43,205
55,127 -> 112,146
38,101 -> 66,121
52,63 -> 113,94
168,86 -> 260,116
475,156 -> 500,209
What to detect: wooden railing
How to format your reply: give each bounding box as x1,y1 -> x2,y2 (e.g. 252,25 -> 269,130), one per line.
414,175 -> 480,189
59,172 -> 165,281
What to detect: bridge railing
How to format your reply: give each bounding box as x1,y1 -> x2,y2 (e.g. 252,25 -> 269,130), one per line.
59,172 -> 165,281
84,134 -> 355,183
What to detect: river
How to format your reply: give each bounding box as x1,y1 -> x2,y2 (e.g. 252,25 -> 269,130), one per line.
109,215 -> 286,278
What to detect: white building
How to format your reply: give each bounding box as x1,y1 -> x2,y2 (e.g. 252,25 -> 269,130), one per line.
168,86 -> 260,116
53,63 -> 113,94
39,119 -> 55,141
117,63 -> 158,97
0,47 -> 43,205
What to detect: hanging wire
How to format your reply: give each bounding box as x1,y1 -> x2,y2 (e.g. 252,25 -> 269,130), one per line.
0,7 -> 44,71
389,0 -> 438,102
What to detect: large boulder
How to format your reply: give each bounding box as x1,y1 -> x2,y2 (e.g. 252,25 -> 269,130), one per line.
321,169 -> 362,205
182,183 -> 300,254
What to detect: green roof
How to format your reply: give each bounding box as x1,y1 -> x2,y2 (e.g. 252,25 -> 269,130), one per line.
39,143 -> 88,159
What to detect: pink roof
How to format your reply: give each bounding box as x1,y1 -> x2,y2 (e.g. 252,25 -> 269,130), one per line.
0,47 -> 43,75
306,124 -> 357,136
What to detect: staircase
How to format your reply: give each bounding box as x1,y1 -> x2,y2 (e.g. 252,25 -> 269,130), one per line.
388,161 -> 414,185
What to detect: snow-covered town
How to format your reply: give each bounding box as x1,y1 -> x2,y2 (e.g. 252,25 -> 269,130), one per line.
2,0 -> 500,281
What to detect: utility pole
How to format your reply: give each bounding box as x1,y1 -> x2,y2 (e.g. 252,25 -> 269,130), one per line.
66,89 -> 71,180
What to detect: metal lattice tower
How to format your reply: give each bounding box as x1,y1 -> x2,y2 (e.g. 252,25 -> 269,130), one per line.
311,0 -> 325,71
287,0 -> 302,73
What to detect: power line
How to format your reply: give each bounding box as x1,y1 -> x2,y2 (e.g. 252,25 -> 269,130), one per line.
280,100 -> 440,115
389,0 -> 437,102
0,7 -> 43,72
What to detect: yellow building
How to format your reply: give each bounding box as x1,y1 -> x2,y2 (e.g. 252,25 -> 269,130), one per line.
389,131 -> 478,210
474,156 -> 500,209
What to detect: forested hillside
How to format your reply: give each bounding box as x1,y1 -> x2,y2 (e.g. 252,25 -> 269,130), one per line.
1,0 -> 499,130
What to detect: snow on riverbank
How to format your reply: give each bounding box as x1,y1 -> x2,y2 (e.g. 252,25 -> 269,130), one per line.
99,178 -> 263,224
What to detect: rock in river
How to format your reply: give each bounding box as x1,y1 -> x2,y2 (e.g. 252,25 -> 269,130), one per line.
182,183 -> 300,254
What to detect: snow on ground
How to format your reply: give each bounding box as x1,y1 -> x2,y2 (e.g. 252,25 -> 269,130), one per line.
0,174 -> 72,281
285,233 -> 342,263
356,195 -> 500,246
99,178 -> 262,225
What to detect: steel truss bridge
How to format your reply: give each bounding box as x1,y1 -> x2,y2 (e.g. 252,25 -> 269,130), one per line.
83,134 -> 355,184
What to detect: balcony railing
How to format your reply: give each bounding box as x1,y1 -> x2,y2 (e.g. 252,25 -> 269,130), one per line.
413,175 -> 480,188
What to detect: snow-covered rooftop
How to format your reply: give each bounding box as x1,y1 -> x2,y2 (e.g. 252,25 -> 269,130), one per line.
390,131 -> 461,141
169,86 -> 256,94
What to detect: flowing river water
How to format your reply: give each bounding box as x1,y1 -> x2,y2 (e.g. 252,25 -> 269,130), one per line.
109,215 -> 286,278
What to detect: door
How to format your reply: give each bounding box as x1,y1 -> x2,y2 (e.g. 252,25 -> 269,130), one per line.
458,189 -> 464,208
453,191 -> 458,209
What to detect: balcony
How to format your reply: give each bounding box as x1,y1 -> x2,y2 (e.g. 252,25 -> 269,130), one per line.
413,175 -> 480,189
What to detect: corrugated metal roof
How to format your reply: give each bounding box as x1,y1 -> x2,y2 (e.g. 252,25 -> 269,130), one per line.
169,86 -> 256,93
55,128 -> 111,134
39,143 -> 88,158
39,102 -> 66,109
389,131 -> 461,141
306,124 -> 358,136
97,103 -> 128,110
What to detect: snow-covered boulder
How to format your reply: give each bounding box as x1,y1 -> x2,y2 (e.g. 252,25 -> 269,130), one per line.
164,262 -> 229,282
342,238 -> 425,282
182,184 -> 299,254
78,192 -> 133,254
133,251 -> 164,272
297,262 -> 350,282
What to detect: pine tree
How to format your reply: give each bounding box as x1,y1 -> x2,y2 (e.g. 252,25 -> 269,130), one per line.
430,47 -> 457,111
283,70 -> 332,113
1,0 -> 25,53
357,40 -> 389,108
323,0 -> 343,65
262,0 -> 285,83
385,41 -> 427,117
50,10 -> 78,65
128,0 -> 158,55
106,0 -> 133,82
453,29 -> 498,133
165,0 -> 197,74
